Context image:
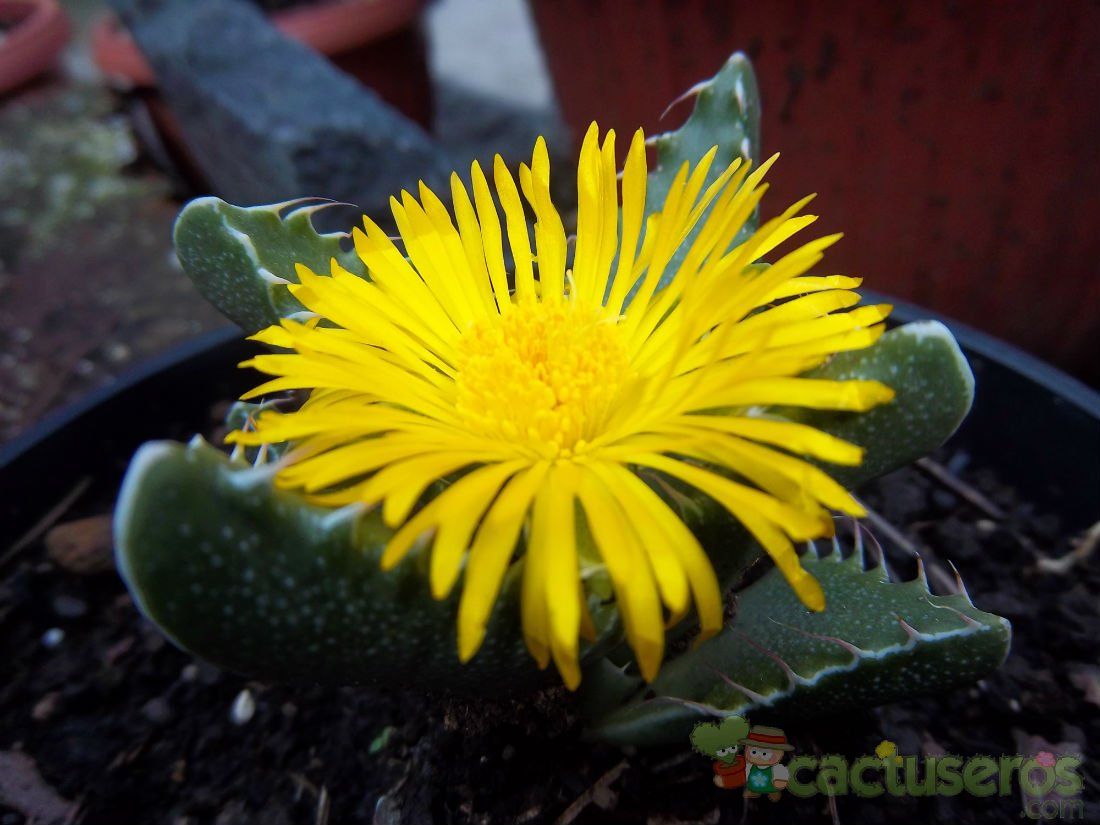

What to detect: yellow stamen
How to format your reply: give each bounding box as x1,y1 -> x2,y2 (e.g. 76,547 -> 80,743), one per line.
455,302 -> 631,458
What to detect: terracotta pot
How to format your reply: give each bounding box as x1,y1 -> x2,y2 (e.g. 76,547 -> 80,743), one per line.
0,0 -> 72,96
91,0 -> 433,185
529,1 -> 1100,387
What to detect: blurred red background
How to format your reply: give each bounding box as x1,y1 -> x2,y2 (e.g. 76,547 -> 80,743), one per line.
531,0 -> 1100,386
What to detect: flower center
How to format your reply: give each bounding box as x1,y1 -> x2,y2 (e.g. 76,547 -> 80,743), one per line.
455,301 -> 630,456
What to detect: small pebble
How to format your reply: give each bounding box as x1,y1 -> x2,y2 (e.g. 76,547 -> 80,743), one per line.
41,628 -> 65,648
104,636 -> 135,665
976,519 -> 997,534
142,697 -> 172,725
105,342 -> 131,363
197,661 -> 222,685
180,664 -> 199,683
45,515 -> 114,574
501,745 -> 516,761
1009,698 -> 1022,712
32,692 -> 61,721
140,620 -> 166,652
52,594 -> 88,618
230,689 -> 255,725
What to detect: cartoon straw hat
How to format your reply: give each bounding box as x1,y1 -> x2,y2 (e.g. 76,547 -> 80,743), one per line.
740,725 -> 795,751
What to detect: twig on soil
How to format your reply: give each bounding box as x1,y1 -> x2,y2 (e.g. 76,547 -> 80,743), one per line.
930,562 -> 963,596
553,759 -> 628,825
915,457 -> 1007,520
288,772 -> 319,803
853,498 -> 921,557
853,514 -> 962,595
315,786 -> 330,825
1036,519 -> 1100,575
287,773 -> 331,825
649,750 -> 693,774
107,738 -> 149,770
804,737 -> 840,825
1,476 -> 91,571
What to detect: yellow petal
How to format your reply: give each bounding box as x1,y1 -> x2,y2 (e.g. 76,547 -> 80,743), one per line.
603,128 -> 648,311
493,155 -> 535,303
428,460 -> 526,598
529,463 -> 582,688
672,415 -> 865,466
575,469 -> 665,682
457,462 -> 550,661
469,160 -> 513,313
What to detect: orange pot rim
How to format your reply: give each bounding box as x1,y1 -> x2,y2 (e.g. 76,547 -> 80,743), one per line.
0,0 -> 72,96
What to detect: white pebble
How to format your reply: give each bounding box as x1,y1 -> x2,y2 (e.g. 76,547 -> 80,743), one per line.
230,689 -> 256,725
41,628 -> 65,648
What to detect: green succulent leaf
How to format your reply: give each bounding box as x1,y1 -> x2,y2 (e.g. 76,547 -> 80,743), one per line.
585,538 -> 1011,746
643,51 -> 761,293
779,319 -> 975,487
113,438 -> 548,693
673,320 -> 975,591
173,197 -> 366,332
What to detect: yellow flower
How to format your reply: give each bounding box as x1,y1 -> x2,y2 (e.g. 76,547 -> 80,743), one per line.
227,124 -> 894,689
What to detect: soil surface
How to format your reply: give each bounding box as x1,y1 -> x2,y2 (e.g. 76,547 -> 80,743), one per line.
2,428 -> 1098,825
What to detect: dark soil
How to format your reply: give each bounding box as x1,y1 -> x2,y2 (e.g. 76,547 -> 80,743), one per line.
2,435 -> 1098,823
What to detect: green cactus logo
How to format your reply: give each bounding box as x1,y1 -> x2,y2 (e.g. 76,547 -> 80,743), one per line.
690,718 -> 795,801
689,716 -> 750,789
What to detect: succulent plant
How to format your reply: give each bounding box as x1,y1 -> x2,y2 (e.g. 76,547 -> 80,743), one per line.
114,52 -> 1010,745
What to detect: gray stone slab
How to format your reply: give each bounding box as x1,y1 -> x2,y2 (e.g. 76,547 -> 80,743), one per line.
108,0 -> 449,212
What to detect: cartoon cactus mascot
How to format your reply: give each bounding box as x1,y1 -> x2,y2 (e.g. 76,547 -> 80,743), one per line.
114,52 -> 1011,745
690,717 -> 750,789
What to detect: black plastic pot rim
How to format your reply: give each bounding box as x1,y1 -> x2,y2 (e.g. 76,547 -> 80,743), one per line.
863,289 -> 1100,420
1,325 -> 239,469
